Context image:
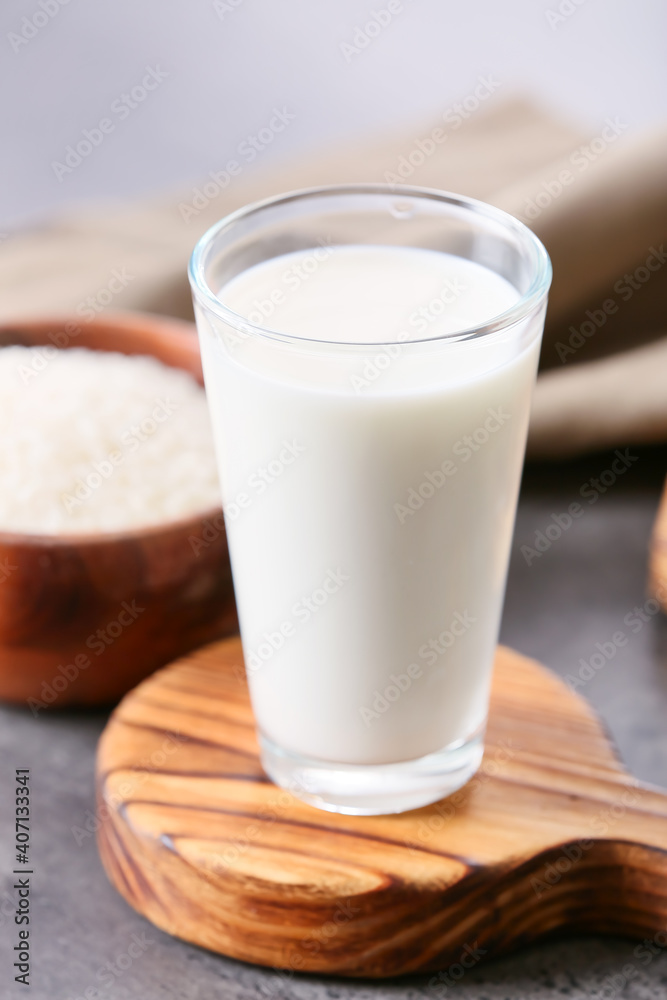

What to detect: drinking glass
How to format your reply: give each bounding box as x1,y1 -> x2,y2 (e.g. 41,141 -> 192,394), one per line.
189,184 -> 551,815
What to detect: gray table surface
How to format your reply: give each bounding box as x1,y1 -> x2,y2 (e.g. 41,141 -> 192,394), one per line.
1,446 -> 666,1000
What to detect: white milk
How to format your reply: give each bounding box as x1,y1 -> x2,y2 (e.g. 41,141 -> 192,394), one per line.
197,245 -> 542,765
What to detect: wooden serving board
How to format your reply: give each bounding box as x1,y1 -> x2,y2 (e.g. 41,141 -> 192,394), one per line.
650,478 -> 667,610
96,637 -> 667,978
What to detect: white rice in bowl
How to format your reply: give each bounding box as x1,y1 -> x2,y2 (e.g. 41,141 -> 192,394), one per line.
0,346 -> 221,535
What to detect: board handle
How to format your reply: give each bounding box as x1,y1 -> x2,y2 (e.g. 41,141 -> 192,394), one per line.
595,779 -> 667,853
525,780 -> 667,938
501,782 -> 667,953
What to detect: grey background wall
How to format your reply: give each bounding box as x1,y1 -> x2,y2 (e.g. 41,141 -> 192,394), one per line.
1,0 -> 665,228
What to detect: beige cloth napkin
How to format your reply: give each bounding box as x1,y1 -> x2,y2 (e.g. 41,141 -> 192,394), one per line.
1,98 -> 666,459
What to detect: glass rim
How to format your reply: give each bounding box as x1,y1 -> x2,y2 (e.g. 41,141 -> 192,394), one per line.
188,183 -> 552,348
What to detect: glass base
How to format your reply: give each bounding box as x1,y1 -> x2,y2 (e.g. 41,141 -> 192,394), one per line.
259,728 -> 485,816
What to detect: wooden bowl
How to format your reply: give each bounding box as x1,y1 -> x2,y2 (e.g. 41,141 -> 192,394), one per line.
0,314 -> 237,710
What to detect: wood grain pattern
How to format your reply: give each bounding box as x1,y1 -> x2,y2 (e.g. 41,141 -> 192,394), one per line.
97,636 -> 667,978
0,315 -> 237,707
650,478 -> 667,610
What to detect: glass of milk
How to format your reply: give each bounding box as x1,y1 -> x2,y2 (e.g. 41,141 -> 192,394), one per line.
189,185 -> 551,815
